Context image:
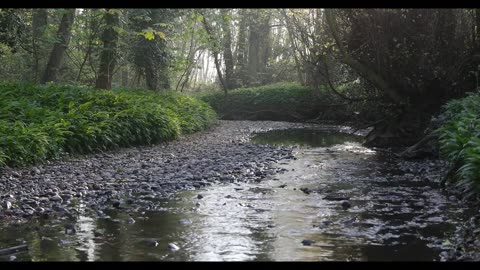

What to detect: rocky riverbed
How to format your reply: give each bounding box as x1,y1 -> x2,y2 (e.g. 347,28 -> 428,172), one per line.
0,121 -> 335,224
0,120 -> 479,261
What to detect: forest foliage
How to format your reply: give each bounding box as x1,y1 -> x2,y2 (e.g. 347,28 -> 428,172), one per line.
0,82 -> 216,167
200,82 -> 358,122
436,92 -> 480,198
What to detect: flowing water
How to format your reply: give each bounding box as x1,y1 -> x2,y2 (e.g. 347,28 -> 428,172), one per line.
0,127 -> 467,261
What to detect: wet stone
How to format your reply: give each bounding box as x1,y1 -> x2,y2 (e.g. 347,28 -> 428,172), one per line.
2,201 -> 12,210
111,200 -> 121,208
341,200 -> 352,210
300,187 -> 311,195
60,194 -> 73,201
168,243 -> 180,252
145,240 -> 158,247
50,195 -> 63,202
301,239 -> 316,246
126,217 -> 136,224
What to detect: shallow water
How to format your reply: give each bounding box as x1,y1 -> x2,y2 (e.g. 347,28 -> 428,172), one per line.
0,128 -> 466,261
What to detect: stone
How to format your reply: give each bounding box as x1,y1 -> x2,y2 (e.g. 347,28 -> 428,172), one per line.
50,195 -> 63,202
64,224 -> 77,235
145,239 -> 158,247
300,187 -> 311,195
112,200 -> 121,208
127,217 -> 136,224
341,200 -> 352,210
168,243 -> 180,251
2,201 -> 12,210
60,194 -> 72,201
301,239 -> 315,246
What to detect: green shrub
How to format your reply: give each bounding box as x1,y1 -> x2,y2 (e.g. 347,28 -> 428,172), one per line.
435,91 -> 480,198
199,82 -> 349,122
0,82 -> 217,167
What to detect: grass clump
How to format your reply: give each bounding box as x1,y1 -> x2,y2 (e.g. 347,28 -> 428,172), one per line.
0,82 -> 216,167
435,91 -> 480,198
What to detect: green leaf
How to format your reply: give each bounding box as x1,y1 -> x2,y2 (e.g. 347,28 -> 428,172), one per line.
156,31 -> 166,40
145,31 -> 155,40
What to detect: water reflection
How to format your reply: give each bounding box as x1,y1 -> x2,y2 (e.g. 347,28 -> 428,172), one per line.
0,128 -> 466,261
250,129 -> 363,148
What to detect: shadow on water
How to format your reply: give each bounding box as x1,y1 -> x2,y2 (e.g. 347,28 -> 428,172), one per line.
0,128 -> 466,261
250,128 -> 364,148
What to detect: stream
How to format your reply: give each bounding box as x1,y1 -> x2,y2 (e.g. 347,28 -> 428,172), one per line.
0,126 -> 467,261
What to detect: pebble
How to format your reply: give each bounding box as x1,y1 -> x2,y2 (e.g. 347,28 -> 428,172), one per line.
341,200 -> 351,210
301,239 -> 315,246
127,217 -> 136,224
50,195 -> 63,202
168,243 -> 180,251
2,201 -> 12,210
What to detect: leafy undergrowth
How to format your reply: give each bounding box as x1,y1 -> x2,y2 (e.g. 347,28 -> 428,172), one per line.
199,82 -> 352,122
435,91 -> 480,198
0,82 -> 217,167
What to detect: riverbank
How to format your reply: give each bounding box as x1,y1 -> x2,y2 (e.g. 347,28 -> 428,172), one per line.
0,83 -> 216,167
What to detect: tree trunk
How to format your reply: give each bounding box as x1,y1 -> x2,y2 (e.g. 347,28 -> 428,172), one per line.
220,9 -> 235,89
247,11 -> 260,85
281,10 -> 306,85
247,10 -> 271,86
95,9 -> 119,90
76,9 -> 100,82
201,12 -> 228,94
32,9 -> 48,82
175,31 -> 197,91
235,9 -> 248,87
204,52 -> 209,82
145,55 -> 158,91
258,13 -> 271,84
476,9 -> 480,51
324,9 -> 403,103
122,67 -> 129,87
41,9 -> 76,84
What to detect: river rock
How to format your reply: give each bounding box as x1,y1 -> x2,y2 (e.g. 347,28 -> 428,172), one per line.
2,201 -> 12,210
301,239 -> 316,246
341,200 -> 352,210
300,187 -> 311,195
126,217 -> 136,224
168,243 -> 180,251
50,195 -> 63,202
